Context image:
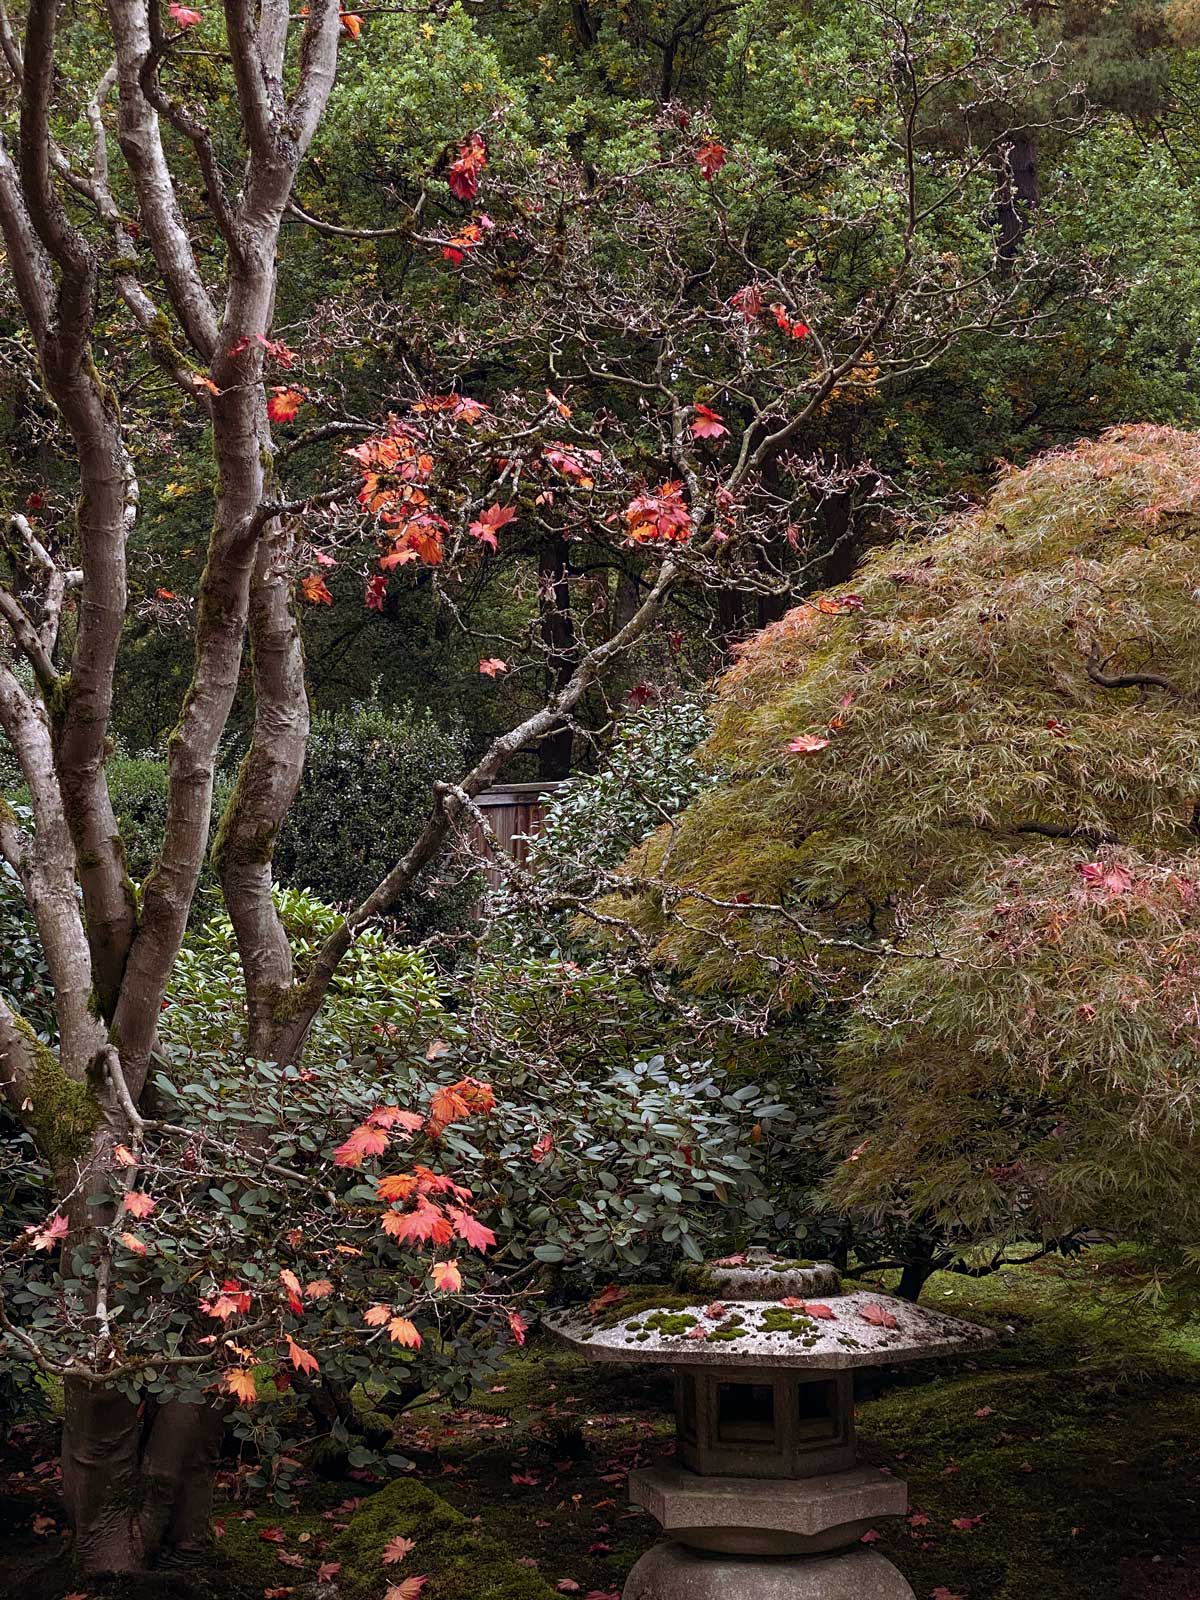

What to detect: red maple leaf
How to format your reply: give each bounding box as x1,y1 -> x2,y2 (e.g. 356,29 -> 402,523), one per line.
267,387 -> 305,423
690,404 -> 728,442
469,502 -> 516,550
695,141 -> 727,180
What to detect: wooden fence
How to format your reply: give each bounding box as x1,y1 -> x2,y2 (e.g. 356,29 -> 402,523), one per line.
465,780 -> 564,891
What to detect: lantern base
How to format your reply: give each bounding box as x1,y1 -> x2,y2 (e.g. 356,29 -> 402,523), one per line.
630,1463 -> 906,1556
622,1541 -> 916,1600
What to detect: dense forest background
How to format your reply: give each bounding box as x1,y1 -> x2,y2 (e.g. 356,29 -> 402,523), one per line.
8,0 -> 1200,786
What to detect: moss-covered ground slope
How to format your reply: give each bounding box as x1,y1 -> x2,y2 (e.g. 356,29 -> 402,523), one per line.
2,1249 -> 1198,1599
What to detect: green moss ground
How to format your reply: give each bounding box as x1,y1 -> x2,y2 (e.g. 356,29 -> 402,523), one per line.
2,1250 -> 1198,1599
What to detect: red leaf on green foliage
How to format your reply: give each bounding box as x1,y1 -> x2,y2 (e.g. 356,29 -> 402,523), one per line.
786,734 -> 829,755
120,1231 -> 148,1256
333,1122 -> 390,1167
430,1259 -> 462,1293
382,1536 -> 416,1565
695,141 -> 727,180
305,1278 -> 334,1299
260,1526 -> 286,1544
531,1131 -> 554,1163
279,1268 -> 304,1314
224,1369 -> 257,1405
447,134 -> 487,200
951,1515 -> 983,1532
317,1562 -> 341,1581
202,1280 -> 252,1320
448,1205 -> 496,1252
365,574 -> 388,612
908,1511 -> 930,1527
339,11 -> 362,37
478,656 -> 508,677
286,1336 -> 319,1376
690,404 -> 727,441
512,1471 -> 540,1486
168,2 -> 202,25
859,1302 -> 899,1329
267,387 -> 305,423
974,1406 -> 994,1418
25,1213 -> 68,1250
556,1583 -> 581,1595
589,1285 -> 626,1313
369,1105 -> 425,1133
386,1316 -> 422,1348
508,1310 -> 528,1346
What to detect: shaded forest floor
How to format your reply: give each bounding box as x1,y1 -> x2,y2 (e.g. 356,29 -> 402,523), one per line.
3,1249 -> 1199,1600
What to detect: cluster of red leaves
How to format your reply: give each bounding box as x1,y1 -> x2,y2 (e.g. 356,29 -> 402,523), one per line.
447,134 -> 488,201
339,10 -> 363,37
345,427 -> 446,567
542,443 -> 601,492
443,213 -> 494,266
727,282 -> 811,341
230,332 -> 298,368
771,302 -> 810,340
199,1084 -> 503,1406
624,480 -> 692,544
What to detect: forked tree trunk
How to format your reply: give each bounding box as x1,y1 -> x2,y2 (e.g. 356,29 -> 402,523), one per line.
62,1382 -> 226,1574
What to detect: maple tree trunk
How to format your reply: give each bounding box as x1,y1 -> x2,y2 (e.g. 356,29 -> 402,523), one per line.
62,1381 -> 225,1575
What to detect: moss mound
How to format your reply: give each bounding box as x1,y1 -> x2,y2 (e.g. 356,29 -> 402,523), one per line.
329,1478 -> 561,1600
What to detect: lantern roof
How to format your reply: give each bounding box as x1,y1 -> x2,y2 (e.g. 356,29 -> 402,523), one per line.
545,1256 -> 993,1371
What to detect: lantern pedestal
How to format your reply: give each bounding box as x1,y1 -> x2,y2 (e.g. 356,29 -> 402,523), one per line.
622,1541 -> 915,1600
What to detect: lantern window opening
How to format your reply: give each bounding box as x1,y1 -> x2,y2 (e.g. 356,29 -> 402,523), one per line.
717,1380 -> 777,1444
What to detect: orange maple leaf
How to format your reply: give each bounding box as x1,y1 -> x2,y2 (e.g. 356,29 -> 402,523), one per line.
300,573 -> 333,606
286,1336 -> 320,1376
122,1190 -> 155,1219
430,1259 -> 462,1293
223,1367 -> 257,1404
386,1316 -> 422,1348
267,387 -> 305,423
382,1534 -> 417,1564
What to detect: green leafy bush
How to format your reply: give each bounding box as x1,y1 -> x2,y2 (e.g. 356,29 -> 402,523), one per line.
527,694 -> 715,899
273,702 -> 475,938
109,752 -> 234,885
0,806 -> 55,1041
161,886 -> 443,1064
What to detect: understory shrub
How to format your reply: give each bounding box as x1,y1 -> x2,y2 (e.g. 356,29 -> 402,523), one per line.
161,886 -> 443,1063
274,702 -> 475,940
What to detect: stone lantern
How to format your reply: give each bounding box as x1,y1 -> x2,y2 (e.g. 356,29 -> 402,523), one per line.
547,1252 -> 993,1600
